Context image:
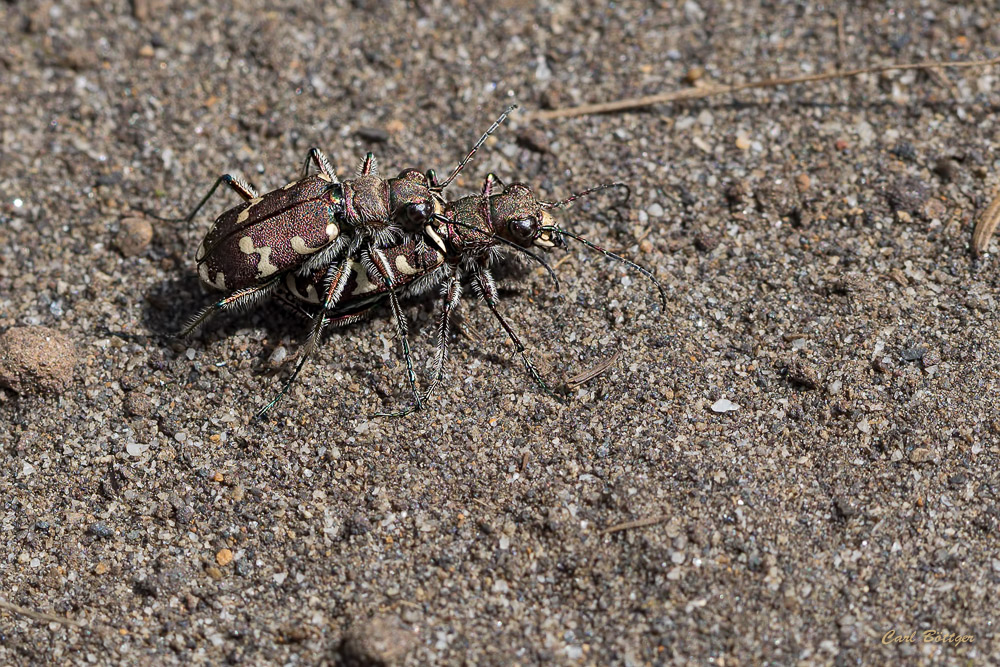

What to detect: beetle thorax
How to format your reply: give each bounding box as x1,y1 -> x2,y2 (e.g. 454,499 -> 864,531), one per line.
342,175 -> 391,228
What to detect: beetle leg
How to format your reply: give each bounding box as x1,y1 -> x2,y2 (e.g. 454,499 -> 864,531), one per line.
254,259 -> 352,421
377,268 -> 460,419
357,152 -> 379,176
300,147 -> 338,183
180,276 -> 281,337
152,174 -> 258,224
366,247 -> 423,414
473,263 -> 554,397
422,271 -> 463,404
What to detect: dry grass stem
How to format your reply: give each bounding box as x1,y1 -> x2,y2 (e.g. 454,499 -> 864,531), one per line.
0,599 -> 85,628
564,351 -> 622,389
972,183 -> 1000,256
601,514 -> 669,535
531,56 -> 1000,121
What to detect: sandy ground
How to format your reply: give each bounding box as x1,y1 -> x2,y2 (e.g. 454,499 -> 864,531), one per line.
1,1 -> 999,664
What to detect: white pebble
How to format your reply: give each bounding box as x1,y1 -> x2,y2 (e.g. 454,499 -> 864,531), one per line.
711,398 -> 740,413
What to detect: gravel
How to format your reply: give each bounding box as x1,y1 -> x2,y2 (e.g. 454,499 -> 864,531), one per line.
0,1 -> 997,665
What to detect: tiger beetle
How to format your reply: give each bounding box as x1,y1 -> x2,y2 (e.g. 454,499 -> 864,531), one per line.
292,174 -> 667,417
172,107 -> 517,419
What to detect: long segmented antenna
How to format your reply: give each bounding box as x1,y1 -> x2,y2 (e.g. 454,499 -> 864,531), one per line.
540,182 -> 631,210
434,105 -> 518,191
542,226 -> 666,310
432,214 -> 561,291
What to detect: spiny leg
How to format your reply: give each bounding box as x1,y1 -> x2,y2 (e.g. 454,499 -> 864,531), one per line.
473,265 -> 554,397
424,272 -> 463,403
366,249 -> 423,416
148,174 -> 258,224
253,259 -> 352,421
271,290 -> 316,322
299,147 -> 337,182
385,271 -> 462,419
180,277 -> 280,337
358,152 -> 378,176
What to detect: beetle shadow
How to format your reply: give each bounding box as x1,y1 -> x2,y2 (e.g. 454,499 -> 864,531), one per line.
140,273 -> 439,369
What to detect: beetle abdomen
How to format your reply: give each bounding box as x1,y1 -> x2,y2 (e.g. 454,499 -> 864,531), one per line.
196,175 -> 343,290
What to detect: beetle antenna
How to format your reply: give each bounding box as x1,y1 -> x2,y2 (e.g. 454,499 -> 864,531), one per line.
434,105 -> 518,190
540,182 -> 630,210
541,226 -> 665,310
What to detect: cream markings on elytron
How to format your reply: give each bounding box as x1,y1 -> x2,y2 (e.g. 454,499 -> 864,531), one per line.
238,236 -> 279,277
351,260 -> 378,294
290,236 -> 324,255
281,180 -> 299,190
198,263 -> 227,290
284,273 -> 319,303
395,253 -> 428,275
235,196 -> 264,224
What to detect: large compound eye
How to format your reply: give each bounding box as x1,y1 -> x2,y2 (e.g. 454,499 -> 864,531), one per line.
507,217 -> 537,244
403,201 -> 433,226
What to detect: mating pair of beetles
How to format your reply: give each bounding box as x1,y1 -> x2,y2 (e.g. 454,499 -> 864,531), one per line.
179,106 -> 665,420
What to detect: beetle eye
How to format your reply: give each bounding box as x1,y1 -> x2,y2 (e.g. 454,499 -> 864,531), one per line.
403,201 -> 432,225
508,217 -> 536,243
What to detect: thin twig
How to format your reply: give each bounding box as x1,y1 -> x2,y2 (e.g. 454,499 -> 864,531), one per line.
0,599 -> 85,628
564,351 -> 622,389
530,56 -> 1000,121
835,10 -> 846,70
972,183 -> 1000,256
601,514 -> 668,535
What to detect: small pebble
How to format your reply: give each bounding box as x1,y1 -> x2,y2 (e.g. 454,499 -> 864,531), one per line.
694,232 -> 720,252
833,496 -> 857,519
341,615 -> 416,666
269,346 -> 288,366
683,66 -> 704,84
515,129 -> 551,154
356,127 -> 389,143
933,157 -> 958,182
89,522 -> 114,539
0,327 -> 78,395
710,398 -> 739,413
785,360 -> 819,390
138,44 -> 155,58
734,135 -> 751,151
115,217 -> 154,257
646,203 -> 664,218
123,392 -> 153,417
216,548 -> 234,566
